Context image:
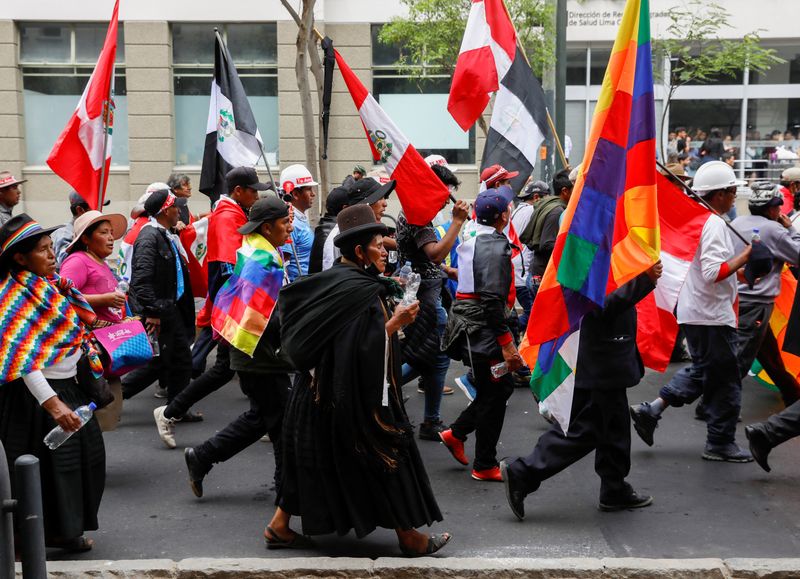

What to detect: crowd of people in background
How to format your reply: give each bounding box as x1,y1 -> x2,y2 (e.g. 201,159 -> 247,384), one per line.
0,142 -> 800,556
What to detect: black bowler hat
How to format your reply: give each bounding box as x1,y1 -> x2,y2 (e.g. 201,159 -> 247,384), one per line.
0,214 -> 61,258
333,205 -> 388,248
238,195 -> 290,235
226,166 -> 272,193
346,177 -> 396,206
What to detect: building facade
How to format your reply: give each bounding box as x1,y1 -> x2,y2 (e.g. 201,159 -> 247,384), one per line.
1,0 -> 798,224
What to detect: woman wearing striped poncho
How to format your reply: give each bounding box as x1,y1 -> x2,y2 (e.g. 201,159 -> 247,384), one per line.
0,214 -> 106,553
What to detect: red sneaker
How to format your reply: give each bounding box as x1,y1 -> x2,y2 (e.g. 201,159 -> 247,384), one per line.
439,429 -> 469,465
471,466 -> 502,481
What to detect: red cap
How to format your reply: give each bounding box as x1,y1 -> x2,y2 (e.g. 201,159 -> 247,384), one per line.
480,164 -> 519,188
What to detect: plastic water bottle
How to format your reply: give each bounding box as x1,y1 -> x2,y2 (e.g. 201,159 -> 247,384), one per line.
490,361 -> 509,378
398,261 -> 413,285
148,331 -> 160,357
751,228 -> 761,243
43,402 -> 97,450
111,280 -> 129,318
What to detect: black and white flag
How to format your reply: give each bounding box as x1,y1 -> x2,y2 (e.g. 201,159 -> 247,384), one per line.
481,48 -> 548,193
199,32 -> 264,202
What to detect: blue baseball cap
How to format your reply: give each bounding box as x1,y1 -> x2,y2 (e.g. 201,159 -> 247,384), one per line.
475,189 -> 511,225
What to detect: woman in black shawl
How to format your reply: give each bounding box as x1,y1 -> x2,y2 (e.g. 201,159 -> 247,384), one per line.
264,204 -> 449,556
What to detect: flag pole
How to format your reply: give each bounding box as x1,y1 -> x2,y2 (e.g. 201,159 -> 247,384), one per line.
656,160 -> 750,246
501,0 -> 568,169
97,71 -> 114,209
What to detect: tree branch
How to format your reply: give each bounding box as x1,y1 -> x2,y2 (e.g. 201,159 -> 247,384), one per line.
279,0 -> 302,27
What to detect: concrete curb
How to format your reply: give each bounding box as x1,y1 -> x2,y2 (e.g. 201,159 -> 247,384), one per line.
17,557 -> 800,578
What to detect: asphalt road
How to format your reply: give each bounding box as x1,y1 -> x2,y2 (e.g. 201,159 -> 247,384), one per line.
55,357 -> 800,561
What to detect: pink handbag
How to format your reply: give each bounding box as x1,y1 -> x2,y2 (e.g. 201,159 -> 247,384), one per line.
92,319 -> 154,377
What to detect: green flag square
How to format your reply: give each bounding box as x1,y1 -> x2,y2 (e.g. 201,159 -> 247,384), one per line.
557,233 -> 599,291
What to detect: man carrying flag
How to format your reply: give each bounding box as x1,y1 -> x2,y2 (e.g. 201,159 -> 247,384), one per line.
499,0 -> 662,516
199,31 -> 265,203
47,0 -> 118,209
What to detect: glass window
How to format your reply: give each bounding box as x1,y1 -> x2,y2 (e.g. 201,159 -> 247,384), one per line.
564,101 -> 586,163
172,23 -> 278,166
750,45 -> 800,85
19,23 -> 128,166
567,48 -> 587,85
372,24 -> 475,164
668,100 -> 742,158
745,99 -> 800,172
590,48 -> 611,85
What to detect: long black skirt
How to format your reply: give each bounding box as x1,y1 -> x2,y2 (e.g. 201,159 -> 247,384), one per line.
0,377 -> 105,540
278,373 -> 443,539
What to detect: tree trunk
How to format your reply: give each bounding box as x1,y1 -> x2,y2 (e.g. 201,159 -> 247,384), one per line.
295,2 -> 318,183
307,32 -> 330,212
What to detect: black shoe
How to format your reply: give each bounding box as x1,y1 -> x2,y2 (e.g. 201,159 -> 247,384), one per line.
500,460 -> 527,521
418,420 -> 446,441
629,403 -> 660,447
599,487 -> 653,512
745,425 -> 772,472
175,410 -> 204,423
512,372 -> 531,389
184,447 -> 210,498
701,442 -> 753,463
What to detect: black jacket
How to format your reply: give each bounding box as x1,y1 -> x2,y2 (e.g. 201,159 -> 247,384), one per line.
575,273 -> 655,390
443,230 -> 513,362
308,214 -> 337,275
128,225 -> 194,327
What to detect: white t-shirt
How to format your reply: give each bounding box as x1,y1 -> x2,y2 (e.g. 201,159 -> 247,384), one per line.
676,214 -> 737,327
322,224 -> 341,271
511,203 -> 534,287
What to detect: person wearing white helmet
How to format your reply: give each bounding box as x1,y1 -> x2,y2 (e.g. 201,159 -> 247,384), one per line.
726,182 -> 800,408
779,167 -> 800,224
631,161 -> 754,463
279,164 -> 318,281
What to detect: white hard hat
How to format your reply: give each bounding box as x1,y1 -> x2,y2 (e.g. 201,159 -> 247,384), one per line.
424,154 -> 457,173
279,164 -> 318,194
692,161 -> 745,192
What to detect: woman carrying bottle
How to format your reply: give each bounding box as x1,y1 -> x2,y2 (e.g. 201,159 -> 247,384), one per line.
0,214 -> 106,552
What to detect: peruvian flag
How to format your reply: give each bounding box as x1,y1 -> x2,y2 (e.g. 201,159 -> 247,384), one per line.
335,50 -> 450,226
447,0 -> 517,131
636,173 -> 711,371
47,0 -> 119,210
180,216 -> 210,298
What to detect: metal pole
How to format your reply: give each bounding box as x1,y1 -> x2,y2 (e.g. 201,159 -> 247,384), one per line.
0,441 -> 15,579
14,456 -> 46,579
554,0 -> 568,172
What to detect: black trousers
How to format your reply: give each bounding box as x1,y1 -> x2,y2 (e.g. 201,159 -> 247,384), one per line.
450,360 -> 514,471
194,371 -> 290,490
659,324 -> 741,446
760,398 -> 800,447
507,387 -> 631,500
191,325 -> 217,378
121,314 -> 192,404
164,342 -> 235,419
735,301 -> 799,406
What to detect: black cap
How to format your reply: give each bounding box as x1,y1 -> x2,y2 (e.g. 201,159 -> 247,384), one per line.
237,195 -> 290,235
325,186 -> 350,216
144,189 -> 175,217
346,177 -> 396,206
226,166 -> 272,193
69,190 -> 110,207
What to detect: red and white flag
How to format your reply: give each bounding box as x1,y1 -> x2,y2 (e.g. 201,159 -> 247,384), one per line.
47,0 -> 119,210
636,173 -> 711,371
334,50 -> 450,226
180,216 -> 210,298
447,0 -> 517,131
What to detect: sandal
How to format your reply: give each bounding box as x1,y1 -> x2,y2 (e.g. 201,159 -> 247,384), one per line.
263,526 -> 314,550
399,532 -> 451,557
46,536 -> 94,552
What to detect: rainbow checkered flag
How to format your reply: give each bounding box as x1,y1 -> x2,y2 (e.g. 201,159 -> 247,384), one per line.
520,0 -> 660,434
211,234 -> 284,357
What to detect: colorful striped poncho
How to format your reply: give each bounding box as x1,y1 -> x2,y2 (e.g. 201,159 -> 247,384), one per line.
211,233 -> 284,357
0,270 -> 102,384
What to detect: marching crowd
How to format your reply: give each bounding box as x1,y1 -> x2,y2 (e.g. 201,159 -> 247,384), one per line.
0,149 -> 799,557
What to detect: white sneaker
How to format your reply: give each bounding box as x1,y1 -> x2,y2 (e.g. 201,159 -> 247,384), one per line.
153,405 -> 177,449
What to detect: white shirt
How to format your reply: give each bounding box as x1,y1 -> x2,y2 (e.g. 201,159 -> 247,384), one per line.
322,224 -> 341,271
511,203 -> 534,287
676,214 -> 737,327
22,351 -> 81,405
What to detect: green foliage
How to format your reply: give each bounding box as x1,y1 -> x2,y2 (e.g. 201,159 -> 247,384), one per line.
377,0 -> 554,80
652,0 -> 784,87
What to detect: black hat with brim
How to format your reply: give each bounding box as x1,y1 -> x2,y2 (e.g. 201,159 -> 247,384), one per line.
0,214 -> 61,259
237,194 -> 290,235
347,178 -> 396,207
333,204 -> 389,248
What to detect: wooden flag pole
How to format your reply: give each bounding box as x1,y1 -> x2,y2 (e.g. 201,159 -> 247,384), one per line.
97,77 -> 114,209
656,159 -> 750,246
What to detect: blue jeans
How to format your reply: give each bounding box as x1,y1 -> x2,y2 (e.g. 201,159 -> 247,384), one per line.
402,300 -> 450,422
516,285 -> 533,335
